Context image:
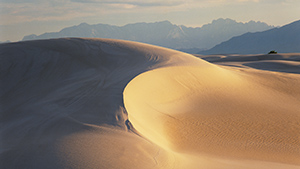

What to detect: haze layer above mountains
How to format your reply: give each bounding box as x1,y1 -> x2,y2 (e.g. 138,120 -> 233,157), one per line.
22,18 -> 273,52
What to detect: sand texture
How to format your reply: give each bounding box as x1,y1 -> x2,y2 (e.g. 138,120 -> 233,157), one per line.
1,38 -> 300,169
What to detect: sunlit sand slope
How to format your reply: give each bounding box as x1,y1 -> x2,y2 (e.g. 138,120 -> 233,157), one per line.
124,53 -> 300,166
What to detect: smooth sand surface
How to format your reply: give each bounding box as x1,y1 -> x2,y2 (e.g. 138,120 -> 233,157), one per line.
1,38 -> 300,168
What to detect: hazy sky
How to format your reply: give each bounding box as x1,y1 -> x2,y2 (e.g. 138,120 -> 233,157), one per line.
1,0 -> 299,42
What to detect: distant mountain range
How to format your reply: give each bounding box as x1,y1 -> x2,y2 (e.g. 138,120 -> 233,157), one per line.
22,18 -> 273,51
200,20 -> 300,54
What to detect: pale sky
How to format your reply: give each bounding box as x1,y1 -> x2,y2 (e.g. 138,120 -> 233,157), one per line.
0,0 -> 299,42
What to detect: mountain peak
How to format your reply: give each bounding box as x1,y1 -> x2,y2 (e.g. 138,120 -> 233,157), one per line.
157,20 -> 173,25
124,20 -> 173,27
78,22 -> 90,27
210,18 -> 238,25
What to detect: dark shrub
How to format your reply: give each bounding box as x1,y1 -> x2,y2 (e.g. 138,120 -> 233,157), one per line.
268,50 -> 277,54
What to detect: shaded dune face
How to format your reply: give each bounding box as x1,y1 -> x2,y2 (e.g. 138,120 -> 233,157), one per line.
124,58 -> 300,165
0,38 -> 187,168
0,38 -> 187,129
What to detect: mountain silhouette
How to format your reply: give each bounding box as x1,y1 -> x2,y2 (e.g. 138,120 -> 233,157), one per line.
22,18 -> 273,51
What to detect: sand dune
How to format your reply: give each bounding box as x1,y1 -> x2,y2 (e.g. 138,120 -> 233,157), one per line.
1,38 -> 299,168
124,59 -> 300,164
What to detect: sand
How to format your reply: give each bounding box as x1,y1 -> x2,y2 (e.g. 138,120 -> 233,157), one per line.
1,38 -> 299,169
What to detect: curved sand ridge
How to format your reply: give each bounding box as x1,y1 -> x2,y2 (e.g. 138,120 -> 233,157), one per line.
124,54 -> 300,166
1,38 -> 300,168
